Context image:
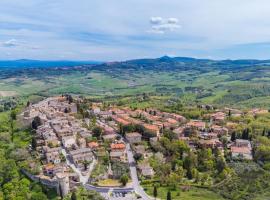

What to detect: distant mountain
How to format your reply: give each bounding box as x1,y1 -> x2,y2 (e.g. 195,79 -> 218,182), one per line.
0,59 -> 103,68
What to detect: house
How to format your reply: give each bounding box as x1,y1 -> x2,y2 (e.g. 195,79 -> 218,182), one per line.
211,125 -> 228,136
46,151 -> 61,164
69,148 -> 94,166
88,142 -> 99,150
231,139 -> 252,160
112,116 -> 130,126
102,133 -> 117,142
211,112 -> 226,122
126,132 -> 142,144
187,120 -> 206,130
62,136 -> 76,149
110,151 -> 127,162
77,138 -> 86,148
110,142 -> 127,162
111,143 -> 126,151
143,124 -> 160,138
173,127 -> 184,137
138,163 -> 154,178
134,145 -> 146,155
198,139 -> 223,149
43,164 -> 65,177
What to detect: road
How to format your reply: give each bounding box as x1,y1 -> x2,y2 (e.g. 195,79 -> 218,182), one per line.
126,143 -> 154,200
61,148 -> 96,184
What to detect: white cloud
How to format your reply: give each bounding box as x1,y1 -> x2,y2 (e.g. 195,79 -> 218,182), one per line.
148,17 -> 181,34
168,18 -> 178,24
150,17 -> 163,25
2,39 -> 19,47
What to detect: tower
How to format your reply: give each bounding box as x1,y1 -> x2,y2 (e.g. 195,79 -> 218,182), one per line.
56,173 -> 70,197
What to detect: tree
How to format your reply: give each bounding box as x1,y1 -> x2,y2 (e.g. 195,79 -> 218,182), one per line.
120,174 -> 128,186
220,136 -> 228,147
71,191 -> 77,200
216,156 -> 226,173
69,187 -> 104,200
32,137 -> 37,150
231,131 -> 236,142
262,128 -> 266,136
92,127 -> 102,139
153,186 -> 158,199
32,116 -> 42,130
82,160 -> 90,170
133,153 -> 143,162
31,192 -> 48,200
10,110 -> 17,120
166,191 -> 171,200
242,128 -> 250,140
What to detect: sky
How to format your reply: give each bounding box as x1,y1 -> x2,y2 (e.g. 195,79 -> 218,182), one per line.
1,0 -> 270,61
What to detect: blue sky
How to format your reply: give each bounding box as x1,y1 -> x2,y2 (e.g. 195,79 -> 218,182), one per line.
1,0 -> 270,61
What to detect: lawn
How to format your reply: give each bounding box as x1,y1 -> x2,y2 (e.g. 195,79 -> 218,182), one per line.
143,185 -> 225,200
98,179 -> 122,187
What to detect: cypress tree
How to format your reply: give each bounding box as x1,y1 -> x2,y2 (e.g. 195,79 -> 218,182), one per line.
231,132 -> 236,142
71,191 -> 77,200
167,191 -> 172,200
153,186 -> 158,199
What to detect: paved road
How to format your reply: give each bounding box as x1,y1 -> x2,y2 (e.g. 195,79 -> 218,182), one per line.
61,148 -> 96,185
126,143 -> 153,200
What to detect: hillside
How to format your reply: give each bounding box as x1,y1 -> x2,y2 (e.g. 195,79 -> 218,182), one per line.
0,56 -> 270,108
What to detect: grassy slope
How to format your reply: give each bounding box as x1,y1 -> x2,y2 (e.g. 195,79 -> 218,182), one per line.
143,185 -> 225,200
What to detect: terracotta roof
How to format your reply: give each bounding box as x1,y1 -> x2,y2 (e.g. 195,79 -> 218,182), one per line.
88,142 -> 99,148
112,116 -> 130,125
187,120 -> 206,128
166,118 -> 178,124
231,146 -> 251,154
111,143 -> 126,149
143,124 -> 159,132
43,163 -> 55,170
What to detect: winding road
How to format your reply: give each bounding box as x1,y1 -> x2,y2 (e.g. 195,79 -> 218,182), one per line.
61,148 -> 97,184
126,143 -> 153,200
62,117 -> 154,199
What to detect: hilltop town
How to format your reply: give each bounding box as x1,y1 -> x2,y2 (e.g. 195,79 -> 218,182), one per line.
21,95 -> 270,200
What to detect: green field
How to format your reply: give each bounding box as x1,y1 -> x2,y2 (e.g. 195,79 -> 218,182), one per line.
1,57 -> 270,109
143,185 -> 225,200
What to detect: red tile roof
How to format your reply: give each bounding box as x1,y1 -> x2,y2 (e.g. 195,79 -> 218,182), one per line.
111,143 -> 126,150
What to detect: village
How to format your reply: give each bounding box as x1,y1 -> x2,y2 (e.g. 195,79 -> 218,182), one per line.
22,95 -> 269,200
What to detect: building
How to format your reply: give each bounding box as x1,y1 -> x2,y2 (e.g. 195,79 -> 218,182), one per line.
198,139 -> 223,149
88,142 -> 99,150
187,120 -> 206,130
211,112 -> 226,122
231,139 -> 252,160
110,151 -> 127,162
46,151 -> 61,164
111,143 -> 126,151
102,133 -> 117,141
77,138 -> 86,148
110,142 -> 127,162
126,132 -> 142,144
69,148 -> 94,166
43,164 -> 65,177
56,173 -> 70,197
143,124 -> 160,138
138,163 -> 154,178
61,136 -> 76,149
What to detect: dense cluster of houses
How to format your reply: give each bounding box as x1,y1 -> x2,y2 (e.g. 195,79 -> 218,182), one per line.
91,103 -> 261,179
24,96 -> 267,191
24,96 -> 95,195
